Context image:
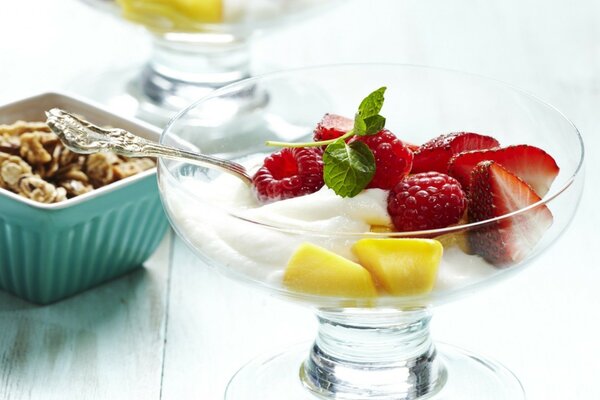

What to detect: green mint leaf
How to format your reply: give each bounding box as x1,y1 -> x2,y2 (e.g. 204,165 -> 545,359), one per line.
353,113 -> 367,136
323,139 -> 376,197
358,86 -> 386,118
364,115 -> 386,135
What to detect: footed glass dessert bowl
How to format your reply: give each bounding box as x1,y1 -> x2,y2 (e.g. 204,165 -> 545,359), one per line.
79,0 -> 339,124
158,65 -> 584,399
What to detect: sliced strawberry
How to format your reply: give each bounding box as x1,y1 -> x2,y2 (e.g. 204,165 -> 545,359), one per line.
468,161 -> 553,267
313,113 -> 354,142
448,144 -> 559,197
411,132 -> 499,174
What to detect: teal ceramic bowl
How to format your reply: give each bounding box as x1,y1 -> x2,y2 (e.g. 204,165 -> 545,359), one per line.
0,92 -> 169,304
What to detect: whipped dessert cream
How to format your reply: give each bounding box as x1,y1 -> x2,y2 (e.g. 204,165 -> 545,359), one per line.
165,167 -> 497,293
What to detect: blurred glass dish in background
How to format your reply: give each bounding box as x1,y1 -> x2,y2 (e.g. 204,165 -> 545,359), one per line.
77,0 -> 340,125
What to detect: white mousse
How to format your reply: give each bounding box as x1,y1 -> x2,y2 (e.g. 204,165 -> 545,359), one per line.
164,164 -> 497,294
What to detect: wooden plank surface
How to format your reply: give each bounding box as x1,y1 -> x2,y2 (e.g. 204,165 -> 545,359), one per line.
159,238 -> 315,400
0,233 -> 171,400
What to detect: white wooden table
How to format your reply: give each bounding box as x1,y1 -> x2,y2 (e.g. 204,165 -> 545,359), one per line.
1,1 -> 599,399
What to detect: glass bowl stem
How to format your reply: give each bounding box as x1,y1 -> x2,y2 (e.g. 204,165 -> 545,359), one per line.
301,308 -> 446,399
137,33 -> 251,114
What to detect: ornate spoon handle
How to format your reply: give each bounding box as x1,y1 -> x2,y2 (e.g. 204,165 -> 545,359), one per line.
45,108 -> 252,185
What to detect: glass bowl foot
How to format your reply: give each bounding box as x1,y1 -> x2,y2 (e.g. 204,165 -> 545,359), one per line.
225,342 -> 524,400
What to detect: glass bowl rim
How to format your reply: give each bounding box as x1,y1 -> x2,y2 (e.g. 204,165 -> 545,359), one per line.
159,62 -> 585,238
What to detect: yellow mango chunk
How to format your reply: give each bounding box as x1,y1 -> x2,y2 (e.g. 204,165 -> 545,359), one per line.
173,0 -> 221,22
118,0 -> 222,31
283,243 -> 377,298
352,239 -> 442,295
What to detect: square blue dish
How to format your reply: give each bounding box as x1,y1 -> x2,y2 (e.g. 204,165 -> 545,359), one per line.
0,92 -> 169,304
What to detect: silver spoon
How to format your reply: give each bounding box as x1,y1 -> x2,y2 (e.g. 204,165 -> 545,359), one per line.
45,108 -> 253,185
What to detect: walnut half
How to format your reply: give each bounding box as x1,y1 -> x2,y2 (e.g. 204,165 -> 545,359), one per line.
0,153 -> 33,191
18,175 -> 67,204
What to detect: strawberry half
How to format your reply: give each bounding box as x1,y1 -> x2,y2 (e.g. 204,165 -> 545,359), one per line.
313,113 -> 354,142
468,161 -> 553,267
411,132 -> 500,174
448,144 -> 559,197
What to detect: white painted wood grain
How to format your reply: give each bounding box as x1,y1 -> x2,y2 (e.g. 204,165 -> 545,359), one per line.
159,238 -> 315,399
0,233 -> 171,400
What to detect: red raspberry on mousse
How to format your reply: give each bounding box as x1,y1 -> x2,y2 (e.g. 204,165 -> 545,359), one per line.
252,147 -> 324,203
387,171 -> 466,232
349,130 -> 414,190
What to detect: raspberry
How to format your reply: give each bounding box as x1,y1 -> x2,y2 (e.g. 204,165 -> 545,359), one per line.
252,147 -> 324,203
349,130 -> 414,190
387,172 -> 466,232
313,113 -> 353,142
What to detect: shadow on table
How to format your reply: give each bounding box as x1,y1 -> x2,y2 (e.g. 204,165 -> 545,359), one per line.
0,266 -> 148,312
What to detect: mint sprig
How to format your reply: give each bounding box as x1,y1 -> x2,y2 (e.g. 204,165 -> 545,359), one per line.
357,114 -> 386,136
265,87 -> 387,148
265,87 -> 387,197
358,86 -> 386,117
323,139 -> 376,198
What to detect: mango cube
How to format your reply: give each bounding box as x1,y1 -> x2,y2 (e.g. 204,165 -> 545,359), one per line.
352,239 -> 442,295
171,0 -> 222,22
283,243 -> 377,297
118,0 -> 223,30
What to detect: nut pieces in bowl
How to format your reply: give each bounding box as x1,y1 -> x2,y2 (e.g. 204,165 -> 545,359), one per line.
0,119 -> 155,204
